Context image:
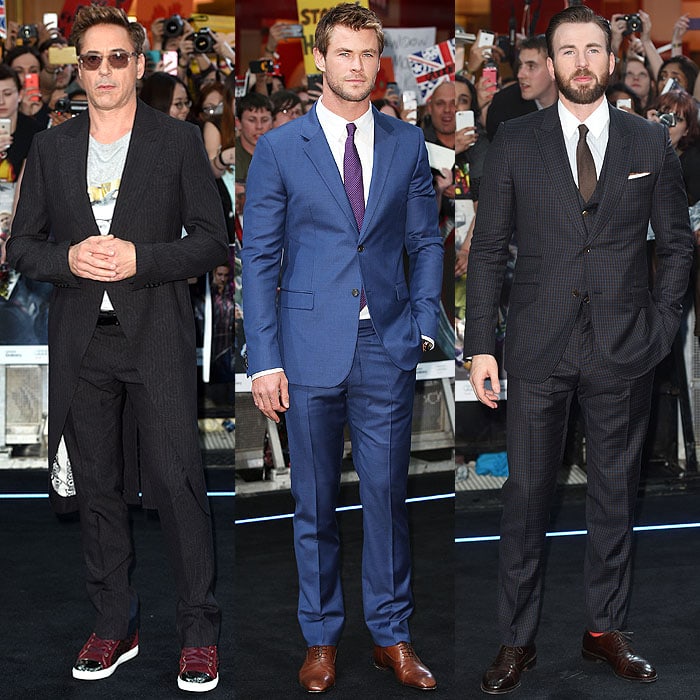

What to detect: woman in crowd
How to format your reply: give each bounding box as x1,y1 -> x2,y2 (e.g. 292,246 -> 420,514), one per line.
139,71 -> 192,121
2,45 -> 49,127
202,74 -> 235,240
623,56 -> 656,114
270,89 -> 303,128
192,81 -> 225,129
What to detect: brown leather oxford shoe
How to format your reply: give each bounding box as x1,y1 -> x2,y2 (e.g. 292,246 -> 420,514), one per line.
582,631 -> 657,682
481,644 -> 536,695
373,642 -> 437,690
299,645 -> 337,693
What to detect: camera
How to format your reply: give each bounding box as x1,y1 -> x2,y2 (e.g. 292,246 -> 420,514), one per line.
658,112 -> 677,127
249,59 -> 280,74
191,28 -> 215,54
54,97 -> 88,115
163,14 -> 185,38
622,14 -> 642,36
17,24 -> 39,46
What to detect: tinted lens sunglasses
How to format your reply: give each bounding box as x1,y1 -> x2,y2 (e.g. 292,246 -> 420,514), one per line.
78,51 -> 138,71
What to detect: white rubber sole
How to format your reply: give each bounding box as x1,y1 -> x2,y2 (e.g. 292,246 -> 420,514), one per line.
177,673 -> 219,692
72,644 -> 139,680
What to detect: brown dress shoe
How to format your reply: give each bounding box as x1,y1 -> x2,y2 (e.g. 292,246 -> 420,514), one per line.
373,642 -> 437,690
481,644 -> 536,695
582,631 -> 657,682
299,645 -> 337,693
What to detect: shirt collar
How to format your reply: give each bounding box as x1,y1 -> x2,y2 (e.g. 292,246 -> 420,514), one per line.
558,97 -> 610,140
316,96 -> 373,140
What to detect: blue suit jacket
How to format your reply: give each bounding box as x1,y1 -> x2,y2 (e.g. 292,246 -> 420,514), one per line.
242,104 -> 443,388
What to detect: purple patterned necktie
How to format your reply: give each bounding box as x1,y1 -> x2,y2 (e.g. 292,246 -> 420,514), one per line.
344,122 -> 365,229
344,122 -> 366,308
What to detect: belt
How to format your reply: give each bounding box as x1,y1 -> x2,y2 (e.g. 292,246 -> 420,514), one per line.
96,311 -> 120,326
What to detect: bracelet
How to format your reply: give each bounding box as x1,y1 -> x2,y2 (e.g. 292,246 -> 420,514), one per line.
217,150 -> 228,169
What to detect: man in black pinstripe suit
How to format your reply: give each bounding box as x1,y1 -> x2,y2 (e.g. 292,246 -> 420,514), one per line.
465,6 -> 693,695
7,6 -> 227,692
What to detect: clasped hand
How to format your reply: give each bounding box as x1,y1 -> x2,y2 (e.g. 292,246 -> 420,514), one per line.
68,234 -> 136,281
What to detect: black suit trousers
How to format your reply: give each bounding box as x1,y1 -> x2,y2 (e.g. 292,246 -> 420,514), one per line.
63,322 -> 220,647
498,302 -> 654,645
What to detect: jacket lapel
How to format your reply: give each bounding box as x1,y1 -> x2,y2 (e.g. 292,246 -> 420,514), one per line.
534,105 -> 589,239
301,105 -> 358,233
361,109 -> 398,241
587,105 -> 632,243
110,100 -> 161,240
57,114 -> 98,239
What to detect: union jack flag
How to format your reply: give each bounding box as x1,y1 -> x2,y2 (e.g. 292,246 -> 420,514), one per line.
0,0 -> 6,41
407,39 -> 455,104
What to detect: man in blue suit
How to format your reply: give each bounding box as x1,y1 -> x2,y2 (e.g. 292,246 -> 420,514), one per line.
241,3 -> 443,693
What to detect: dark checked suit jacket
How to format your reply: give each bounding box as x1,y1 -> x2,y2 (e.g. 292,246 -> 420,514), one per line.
7,100 -> 229,511
465,102 -> 693,381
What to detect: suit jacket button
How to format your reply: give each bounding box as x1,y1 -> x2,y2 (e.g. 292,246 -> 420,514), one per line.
572,289 -> 580,297
352,288 -> 360,297
582,210 -> 588,216
357,245 -> 364,252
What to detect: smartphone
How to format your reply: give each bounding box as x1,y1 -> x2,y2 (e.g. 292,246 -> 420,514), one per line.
307,73 -> 323,96
616,98 -> 632,110
0,118 -> 12,137
403,89 -> 418,124
279,23 -> 303,38
42,12 -> 58,28
477,30 -> 496,47
249,59 -> 278,74
23,73 -> 41,103
456,110 -> 475,130
482,65 -> 498,94
48,46 -> 78,65
661,77 -> 681,94
688,18 -> 700,30
162,50 -> 178,76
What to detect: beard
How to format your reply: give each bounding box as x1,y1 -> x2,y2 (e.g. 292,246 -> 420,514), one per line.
323,72 -> 375,103
554,66 -> 609,105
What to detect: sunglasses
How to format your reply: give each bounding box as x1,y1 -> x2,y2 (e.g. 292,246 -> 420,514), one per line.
78,51 -> 138,71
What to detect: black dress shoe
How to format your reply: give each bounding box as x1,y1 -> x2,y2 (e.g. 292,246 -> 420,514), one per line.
481,644 -> 536,695
582,631 -> 657,682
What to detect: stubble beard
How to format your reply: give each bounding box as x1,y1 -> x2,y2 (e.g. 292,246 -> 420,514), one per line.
555,67 -> 609,105
325,73 -> 374,103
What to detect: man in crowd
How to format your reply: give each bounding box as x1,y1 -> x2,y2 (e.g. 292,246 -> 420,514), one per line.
234,91 -> 272,182
466,5 -> 693,694
486,34 -> 558,141
242,3 -> 443,693
7,5 -> 227,692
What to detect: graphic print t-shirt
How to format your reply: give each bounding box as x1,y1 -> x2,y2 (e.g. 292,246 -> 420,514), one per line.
87,131 -> 131,311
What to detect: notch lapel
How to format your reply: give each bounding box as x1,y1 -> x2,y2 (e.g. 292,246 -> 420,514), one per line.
586,106 -> 633,243
534,105 -> 589,239
361,110 -> 399,241
57,114 -> 98,240
301,106 -> 358,232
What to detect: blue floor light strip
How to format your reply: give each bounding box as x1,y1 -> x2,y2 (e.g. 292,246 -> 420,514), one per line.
456,521 -> 700,544
0,491 -> 234,500
235,492 -> 455,525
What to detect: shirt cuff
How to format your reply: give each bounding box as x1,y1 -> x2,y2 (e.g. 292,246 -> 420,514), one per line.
251,368 -> 284,380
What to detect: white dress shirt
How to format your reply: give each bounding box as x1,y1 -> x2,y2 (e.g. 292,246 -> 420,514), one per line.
558,97 -> 609,187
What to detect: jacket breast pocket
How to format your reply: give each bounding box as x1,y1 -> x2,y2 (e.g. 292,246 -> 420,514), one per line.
395,281 -> 409,301
279,289 -> 314,310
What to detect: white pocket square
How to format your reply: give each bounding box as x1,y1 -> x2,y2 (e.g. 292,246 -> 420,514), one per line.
628,172 -> 651,180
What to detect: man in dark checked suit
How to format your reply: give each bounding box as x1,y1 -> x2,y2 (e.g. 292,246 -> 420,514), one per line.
7,6 -> 227,693
242,3 -> 443,693
465,6 -> 693,695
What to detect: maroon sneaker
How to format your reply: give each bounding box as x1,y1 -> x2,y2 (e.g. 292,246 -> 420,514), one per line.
178,645 -> 219,692
72,631 -> 139,680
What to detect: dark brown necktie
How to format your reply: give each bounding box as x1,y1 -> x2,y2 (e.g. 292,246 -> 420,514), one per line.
576,124 -> 597,201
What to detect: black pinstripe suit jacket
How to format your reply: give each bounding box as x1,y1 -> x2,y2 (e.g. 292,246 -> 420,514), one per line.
7,100 -> 229,510
465,102 -> 694,382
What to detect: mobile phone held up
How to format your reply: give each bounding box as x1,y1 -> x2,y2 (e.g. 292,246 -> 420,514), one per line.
482,64 -> 498,95
456,110 -> 475,131
23,73 -> 41,103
